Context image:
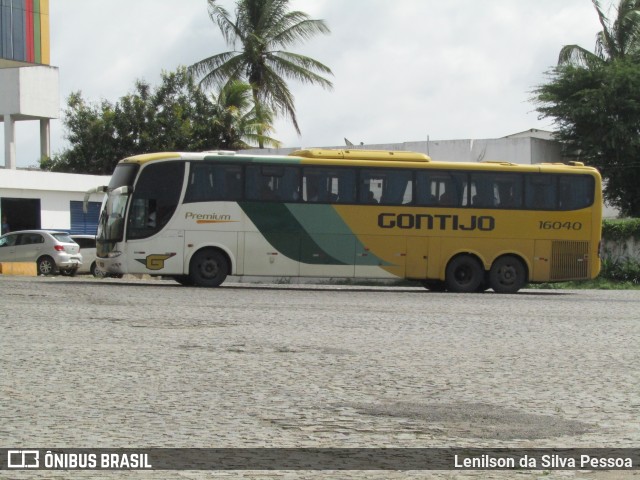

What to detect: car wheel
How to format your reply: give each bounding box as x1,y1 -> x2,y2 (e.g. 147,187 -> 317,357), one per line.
188,249 -> 229,287
445,255 -> 484,293
37,256 -> 56,276
490,255 -> 527,294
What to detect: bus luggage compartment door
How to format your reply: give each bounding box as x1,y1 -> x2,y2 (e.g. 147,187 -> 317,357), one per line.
406,237 -> 429,279
355,235 -> 408,279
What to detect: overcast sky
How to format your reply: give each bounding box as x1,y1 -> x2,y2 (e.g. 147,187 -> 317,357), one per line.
7,0 -> 605,168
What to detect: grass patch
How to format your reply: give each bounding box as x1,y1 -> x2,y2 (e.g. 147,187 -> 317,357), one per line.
528,278 -> 640,290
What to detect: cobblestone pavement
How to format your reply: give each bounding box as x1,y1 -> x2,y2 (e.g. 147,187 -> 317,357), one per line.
1,276 -> 639,479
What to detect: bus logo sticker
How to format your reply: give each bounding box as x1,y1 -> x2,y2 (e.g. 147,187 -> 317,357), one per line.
135,253 -> 176,270
185,212 -> 237,224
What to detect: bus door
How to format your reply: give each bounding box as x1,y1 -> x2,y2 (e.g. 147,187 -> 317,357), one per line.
124,161 -> 186,275
406,236 -> 429,279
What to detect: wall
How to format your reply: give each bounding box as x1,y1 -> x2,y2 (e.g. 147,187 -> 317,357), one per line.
602,238 -> 640,263
0,65 -> 59,117
0,168 -> 110,230
240,136 -> 561,165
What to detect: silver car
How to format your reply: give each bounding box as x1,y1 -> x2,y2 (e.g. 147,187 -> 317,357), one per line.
0,230 -> 83,276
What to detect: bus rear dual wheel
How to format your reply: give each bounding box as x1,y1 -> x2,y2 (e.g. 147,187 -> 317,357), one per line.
187,249 -> 229,287
445,254 -> 526,294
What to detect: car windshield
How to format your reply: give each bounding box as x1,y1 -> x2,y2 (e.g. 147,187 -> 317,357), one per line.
52,233 -> 74,243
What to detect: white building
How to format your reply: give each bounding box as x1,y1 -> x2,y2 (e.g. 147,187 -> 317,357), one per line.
0,168 -> 109,234
240,129 -> 564,165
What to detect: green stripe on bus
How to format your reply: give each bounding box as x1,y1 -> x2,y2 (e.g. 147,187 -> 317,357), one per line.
286,203 -> 377,265
239,202 -> 386,266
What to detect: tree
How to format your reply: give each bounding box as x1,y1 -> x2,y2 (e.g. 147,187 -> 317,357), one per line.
535,0 -> 640,217
42,67 -> 272,175
212,79 -> 281,150
535,59 -> 640,217
559,0 -> 640,66
189,0 -> 333,147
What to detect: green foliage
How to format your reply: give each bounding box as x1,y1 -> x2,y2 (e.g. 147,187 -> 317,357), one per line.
535,59 -> 640,217
558,0 -> 640,66
600,257 -> 640,284
190,0 -> 333,146
602,218 -> 640,240
599,218 -> 640,285
537,0 -> 640,217
43,67 -> 279,175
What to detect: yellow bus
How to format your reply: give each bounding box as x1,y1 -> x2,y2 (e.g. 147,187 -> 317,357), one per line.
93,149 -> 602,293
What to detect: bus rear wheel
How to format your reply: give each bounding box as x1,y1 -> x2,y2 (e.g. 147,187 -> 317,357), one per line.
188,249 -> 229,287
445,255 -> 484,293
489,255 -> 526,294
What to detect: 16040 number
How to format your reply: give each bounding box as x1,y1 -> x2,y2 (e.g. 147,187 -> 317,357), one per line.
538,221 -> 583,230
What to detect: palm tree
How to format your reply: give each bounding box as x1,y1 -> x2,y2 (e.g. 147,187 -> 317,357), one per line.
558,0 -> 640,66
212,80 -> 281,149
190,0 -> 334,147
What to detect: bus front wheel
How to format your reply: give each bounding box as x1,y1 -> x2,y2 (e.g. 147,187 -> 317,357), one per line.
445,255 -> 484,293
489,255 -> 526,294
188,249 -> 229,287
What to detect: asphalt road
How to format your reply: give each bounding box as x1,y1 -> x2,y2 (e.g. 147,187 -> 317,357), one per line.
1,275 -> 639,479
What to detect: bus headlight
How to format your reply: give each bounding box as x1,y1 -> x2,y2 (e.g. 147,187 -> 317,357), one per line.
107,251 -> 123,258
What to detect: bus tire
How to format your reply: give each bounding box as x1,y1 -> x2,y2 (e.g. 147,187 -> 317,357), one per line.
489,255 -> 527,294
445,255 -> 484,293
188,249 -> 229,287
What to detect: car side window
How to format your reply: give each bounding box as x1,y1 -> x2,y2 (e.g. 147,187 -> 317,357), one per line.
19,234 -> 44,245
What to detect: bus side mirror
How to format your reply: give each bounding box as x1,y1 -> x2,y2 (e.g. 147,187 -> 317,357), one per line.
84,185 -> 109,213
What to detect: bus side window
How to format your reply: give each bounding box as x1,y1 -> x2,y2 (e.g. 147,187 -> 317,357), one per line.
525,175 -> 557,210
246,166 -> 300,202
469,173 -> 522,209
185,164 -> 244,203
559,175 -> 594,210
358,169 -> 412,205
440,175 -> 465,206
222,166 -> 243,200
415,172 -> 437,205
185,164 -> 215,203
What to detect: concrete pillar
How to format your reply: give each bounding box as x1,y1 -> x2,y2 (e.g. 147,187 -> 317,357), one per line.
40,118 -> 51,160
4,114 -> 16,170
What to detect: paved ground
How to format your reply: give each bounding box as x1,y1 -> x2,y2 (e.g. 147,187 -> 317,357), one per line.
1,275 -> 639,479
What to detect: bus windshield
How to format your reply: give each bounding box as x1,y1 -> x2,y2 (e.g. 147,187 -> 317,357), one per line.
97,189 -> 130,243
96,163 -> 139,245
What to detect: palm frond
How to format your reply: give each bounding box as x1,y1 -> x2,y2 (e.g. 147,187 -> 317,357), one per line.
258,67 -> 300,133
207,0 -> 241,45
268,52 -> 334,89
558,44 -> 604,67
271,15 -> 330,48
189,52 -> 245,90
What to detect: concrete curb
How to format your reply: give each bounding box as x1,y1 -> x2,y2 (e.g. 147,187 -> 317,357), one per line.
0,262 -> 37,276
